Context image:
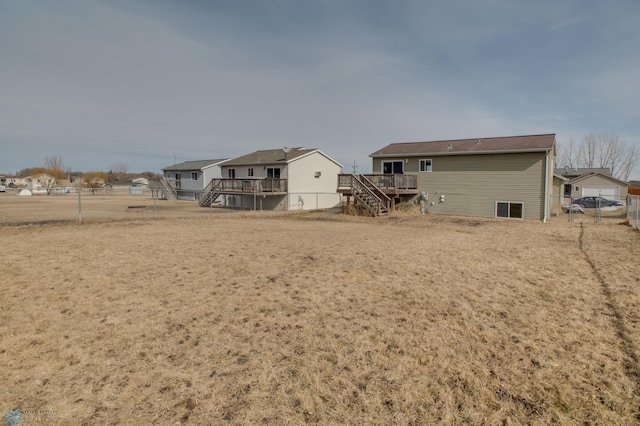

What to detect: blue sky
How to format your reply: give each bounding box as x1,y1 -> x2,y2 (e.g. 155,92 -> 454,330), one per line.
1,0 -> 639,177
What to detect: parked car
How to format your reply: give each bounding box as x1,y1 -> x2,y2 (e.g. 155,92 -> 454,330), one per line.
563,204 -> 584,214
573,196 -> 623,208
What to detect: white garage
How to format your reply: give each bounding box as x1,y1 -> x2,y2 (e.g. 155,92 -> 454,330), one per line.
582,186 -> 620,198
568,172 -> 628,202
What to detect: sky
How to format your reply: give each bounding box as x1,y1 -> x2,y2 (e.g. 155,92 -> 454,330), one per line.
1,0 -> 639,177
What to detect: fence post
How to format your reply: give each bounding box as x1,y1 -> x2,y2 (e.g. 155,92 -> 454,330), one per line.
77,189 -> 82,224
636,195 -> 639,230
154,191 -> 157,220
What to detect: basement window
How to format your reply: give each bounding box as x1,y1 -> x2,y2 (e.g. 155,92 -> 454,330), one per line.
495,201 -> 524,219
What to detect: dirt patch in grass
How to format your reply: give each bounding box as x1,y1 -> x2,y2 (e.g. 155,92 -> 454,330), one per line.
1,212 -> 639,424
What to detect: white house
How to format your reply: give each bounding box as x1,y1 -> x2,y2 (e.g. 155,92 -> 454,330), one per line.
162,159 -> 229,200
26,173 -> 57,194
204,147 -> 343,210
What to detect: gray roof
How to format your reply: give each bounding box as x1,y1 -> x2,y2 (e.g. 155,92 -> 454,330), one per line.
223,148 -> 315,166
163,159 -> 228,172
370,134 -> 556,157
554,167 -> 611,178
567,172 -> 628,186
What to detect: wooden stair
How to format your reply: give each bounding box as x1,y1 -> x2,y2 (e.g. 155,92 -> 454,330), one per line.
199,179 -> 222,207
350,174 -> 391,216
199,191 -> 220,207
160,179 -> 177,200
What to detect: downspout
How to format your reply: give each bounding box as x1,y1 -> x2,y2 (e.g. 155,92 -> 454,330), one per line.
542,149 -> 550,223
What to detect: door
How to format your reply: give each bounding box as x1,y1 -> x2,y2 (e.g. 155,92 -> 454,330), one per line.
266,167 -> 281,178
382,161 -> 404,174
175,173 -> 181,189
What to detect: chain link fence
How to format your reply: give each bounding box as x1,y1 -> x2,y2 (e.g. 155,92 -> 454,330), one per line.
627,195 -> 639,230
2,187 -> 638,229
0,188 -> 344,226
547,192 -> 636,226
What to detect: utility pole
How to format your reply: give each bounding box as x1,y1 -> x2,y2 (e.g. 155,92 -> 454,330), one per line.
352,160 -> 358,174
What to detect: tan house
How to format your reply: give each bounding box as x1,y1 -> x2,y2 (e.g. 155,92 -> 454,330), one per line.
356,134 -> 556,221
564,172 -> 628,201
202,148 -> 343,211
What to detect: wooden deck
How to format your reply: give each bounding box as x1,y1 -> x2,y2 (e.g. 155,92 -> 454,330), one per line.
208,178 -> 287,195
337,174 -> 419,196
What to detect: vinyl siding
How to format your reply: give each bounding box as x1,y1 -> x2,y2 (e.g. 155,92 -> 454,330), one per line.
373,152 -> 548,220
569,175 -> 628,199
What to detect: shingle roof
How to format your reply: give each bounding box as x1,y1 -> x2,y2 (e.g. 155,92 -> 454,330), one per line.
567,172 -> 628,186
222,148 -> 316,166
370,134 -> 556,157
163,159 -> 228,171
554,167 -> 611,177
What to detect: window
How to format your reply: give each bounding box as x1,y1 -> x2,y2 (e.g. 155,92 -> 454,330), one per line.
228,169 -> 235,179
382,161 -> 404,174
266,167 -> 281,178
248,168 -> 254,177
419,159 -> 432,172
496,201 -> 524,219
191,172 -> 198,181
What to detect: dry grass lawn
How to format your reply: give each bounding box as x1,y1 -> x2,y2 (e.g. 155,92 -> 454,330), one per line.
1,210 -> 639,425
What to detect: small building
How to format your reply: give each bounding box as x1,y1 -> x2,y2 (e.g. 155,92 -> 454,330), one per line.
352,134 -> 556,220
564,172 -> 628,201
162,159 -> 229,200
204,147 -> 343,211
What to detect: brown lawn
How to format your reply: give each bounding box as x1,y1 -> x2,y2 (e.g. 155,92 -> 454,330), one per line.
1,209 -> 639,424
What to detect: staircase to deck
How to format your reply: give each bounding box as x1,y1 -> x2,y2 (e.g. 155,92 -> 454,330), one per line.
199,191 -> 220,207
160,179 -> 177,200
350,174 -> 391,216
198,179 -> 221,207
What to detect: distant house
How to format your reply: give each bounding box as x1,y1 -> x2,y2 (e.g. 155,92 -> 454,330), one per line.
4,176 -> 26,188
26,173 -> 57,194
345,134 -> 556,220
202,148 -> 343,210
566,173 -> 627,201
162,159 -> 229,200
629,181 -> 640,196
132,177 -> 149,187
554,167 -> 611,180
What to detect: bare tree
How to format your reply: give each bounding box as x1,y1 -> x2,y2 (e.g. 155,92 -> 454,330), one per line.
556,137 -> 577,169
557,132 -> 639,181
109,163 -> 129,182
82,171 -> 107,194
32,173 -> 57,195
44,155 -> 65,172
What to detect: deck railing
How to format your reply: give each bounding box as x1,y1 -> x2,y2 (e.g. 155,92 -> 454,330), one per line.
338,174 -> 418,192
209,178 -> 287,193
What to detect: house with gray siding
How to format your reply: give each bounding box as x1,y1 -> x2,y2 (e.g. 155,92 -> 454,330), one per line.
364,134 -> 556,221
162,159 -> 228,200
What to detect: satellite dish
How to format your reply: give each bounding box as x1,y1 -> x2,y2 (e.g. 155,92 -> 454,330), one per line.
283,146 -> 291,154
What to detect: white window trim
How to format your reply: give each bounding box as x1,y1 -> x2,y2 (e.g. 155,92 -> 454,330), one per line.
419,159 -> 432,173
191,172 -> 198,181
495,201 -> 524,220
